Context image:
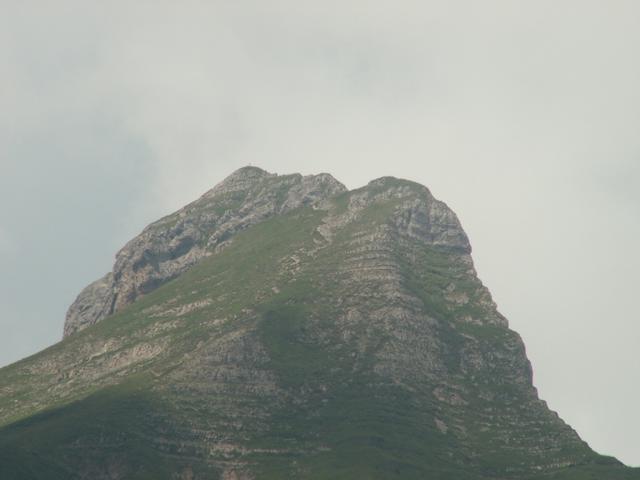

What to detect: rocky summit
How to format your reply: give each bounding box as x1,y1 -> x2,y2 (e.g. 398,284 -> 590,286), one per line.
0,167 -> 637,479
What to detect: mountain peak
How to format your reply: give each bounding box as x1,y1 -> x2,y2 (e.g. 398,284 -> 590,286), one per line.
229,165 -> 271,177
365,175 -> 431,194
203,165 -> 275,198
64,167 -> 346,337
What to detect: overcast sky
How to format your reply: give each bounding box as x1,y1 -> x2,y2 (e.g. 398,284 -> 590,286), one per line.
1,0 -> 639,466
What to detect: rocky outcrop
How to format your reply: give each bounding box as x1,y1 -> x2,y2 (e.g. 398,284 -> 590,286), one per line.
63,166 -> 346,337
63,273 -> 115,337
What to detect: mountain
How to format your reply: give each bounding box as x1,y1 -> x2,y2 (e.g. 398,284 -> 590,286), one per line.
0,167 -> 637,480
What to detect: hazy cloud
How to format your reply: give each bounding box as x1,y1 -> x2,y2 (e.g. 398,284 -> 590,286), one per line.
0,229 -> 12,256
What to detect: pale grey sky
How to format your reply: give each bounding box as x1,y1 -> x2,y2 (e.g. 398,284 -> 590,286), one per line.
1,0 -> 639,466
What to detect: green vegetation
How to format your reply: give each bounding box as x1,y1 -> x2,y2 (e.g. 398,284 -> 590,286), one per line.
0,379 -> 218,479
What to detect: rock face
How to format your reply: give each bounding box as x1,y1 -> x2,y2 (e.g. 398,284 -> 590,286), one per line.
1,167 -> 637,480
63,167 -> 346,337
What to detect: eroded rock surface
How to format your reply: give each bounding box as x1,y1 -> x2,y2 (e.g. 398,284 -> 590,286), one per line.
64,167 -> 346,337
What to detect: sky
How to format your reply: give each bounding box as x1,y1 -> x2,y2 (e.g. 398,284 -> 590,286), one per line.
1,0 -> 639,466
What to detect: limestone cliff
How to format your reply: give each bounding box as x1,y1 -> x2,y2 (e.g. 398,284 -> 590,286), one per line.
64,167 -> 346,337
